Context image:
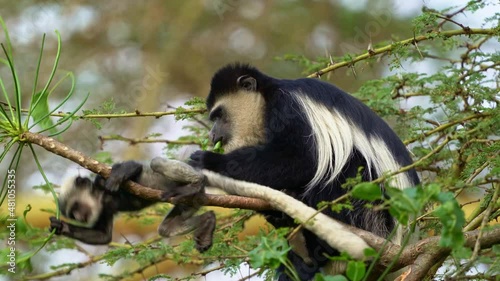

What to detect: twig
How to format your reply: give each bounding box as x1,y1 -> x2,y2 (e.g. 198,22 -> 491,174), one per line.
237,268 -> 263,281
452,183 -> 500,277
404,113 -> 490,145
307,28 -> 495,78
0,106 -> 207,119
372,136 -> 452,185
98,135 -> 199,145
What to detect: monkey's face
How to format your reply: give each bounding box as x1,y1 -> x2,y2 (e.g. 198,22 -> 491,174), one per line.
208,74 -> 266,153
59,176 -> 103,226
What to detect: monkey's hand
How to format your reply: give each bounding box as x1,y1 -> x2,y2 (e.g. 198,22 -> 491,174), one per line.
105,161 -> 144,192
189,150 -> 223,170
49,216 -> 69,235
188,150 -> 206,168
161,182 -> 205,205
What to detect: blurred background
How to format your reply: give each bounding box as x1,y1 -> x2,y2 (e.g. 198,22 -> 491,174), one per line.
0,0 -> 497,280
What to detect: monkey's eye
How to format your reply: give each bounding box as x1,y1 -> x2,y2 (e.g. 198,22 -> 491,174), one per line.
68,202 -> 80,220
209,107 -> 223,121
237,75 -> 257,91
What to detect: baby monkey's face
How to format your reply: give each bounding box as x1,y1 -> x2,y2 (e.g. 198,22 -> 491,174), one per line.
59,176 -> 103,226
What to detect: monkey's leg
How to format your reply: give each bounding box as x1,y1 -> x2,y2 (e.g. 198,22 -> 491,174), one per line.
157,204 -> 199,237
157,205 -> 216,252
103,161 -> 143,192
192,211 -> 216,252
160,181 -> 205,202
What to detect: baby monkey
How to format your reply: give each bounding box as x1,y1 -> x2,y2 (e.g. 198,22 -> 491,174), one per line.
50,158 -> 215,252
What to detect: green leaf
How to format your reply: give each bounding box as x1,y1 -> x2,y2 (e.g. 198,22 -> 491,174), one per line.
248,236 -> 290,269
346,261 -> 366,281
452,246 -> 472,259
31,90 -> 56,133
363,247 -> 378,258
432,191 -> 465,250
351,182 -> 382,201
493,244 -> 500,255
213,140 -> 224,153
314,275 -> 349,281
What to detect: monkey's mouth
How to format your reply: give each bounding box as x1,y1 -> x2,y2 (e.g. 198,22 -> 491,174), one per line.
69,202 -> 92,223
210,134 -> 227,146
70,212 -> 90,223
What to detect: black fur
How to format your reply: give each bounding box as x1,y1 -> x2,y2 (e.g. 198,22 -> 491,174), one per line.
191,63 -> 420,280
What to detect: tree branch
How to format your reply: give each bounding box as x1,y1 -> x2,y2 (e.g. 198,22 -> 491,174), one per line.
307,28 -> 496,78
98,134 -> 199,145
21,131 -> 271,211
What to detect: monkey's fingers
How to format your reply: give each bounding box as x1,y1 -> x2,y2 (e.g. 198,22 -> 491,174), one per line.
106,161 -> 144,192
188,151 -> 204,168
49,217 -> 64,235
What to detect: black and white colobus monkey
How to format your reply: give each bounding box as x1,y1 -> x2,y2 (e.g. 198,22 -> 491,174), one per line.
190,63 -> 420,280
50,159 -> 216,252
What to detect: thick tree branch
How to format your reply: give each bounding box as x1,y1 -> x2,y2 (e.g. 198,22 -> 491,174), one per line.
21,131 -> 271,211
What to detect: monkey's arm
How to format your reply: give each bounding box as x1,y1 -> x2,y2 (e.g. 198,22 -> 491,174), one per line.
190,146 -> 314,191
49,212 -> 113,244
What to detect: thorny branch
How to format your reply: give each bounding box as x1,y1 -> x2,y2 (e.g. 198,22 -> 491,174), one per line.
98,134 -> 199,146
0,102 -> 206,119
307,28 -> 496,78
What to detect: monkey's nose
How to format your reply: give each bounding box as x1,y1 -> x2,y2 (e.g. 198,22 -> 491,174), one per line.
70,203 -> 92,223
74,211 -> 90,223
210,132 -> 223,145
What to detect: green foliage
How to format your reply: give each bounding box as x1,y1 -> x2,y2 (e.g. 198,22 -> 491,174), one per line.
31,90 -> 56,135
387,182 -> 466,252
329,201 -> 353,214
275,54 -> 331,74
345,261 -> 366,281
81,98 -> 123,129
315,275 -> 348,281
351,182 -> 382,201
175,97 -> 206,121
0,17 -> 88,274
412,10 -> 439,34
489,245 -> 500,276
93,151 -> 114,165
433,192 -> 466,250
249,229 -> 297,280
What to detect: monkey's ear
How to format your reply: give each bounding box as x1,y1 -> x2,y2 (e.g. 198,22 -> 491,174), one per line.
237,75 -> 257,91
75,176 -> 92,187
